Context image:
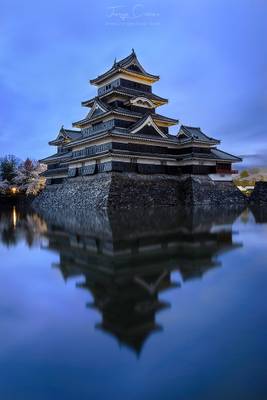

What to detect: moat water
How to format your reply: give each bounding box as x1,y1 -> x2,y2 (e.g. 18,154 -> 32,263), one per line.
0,205 -> 266,400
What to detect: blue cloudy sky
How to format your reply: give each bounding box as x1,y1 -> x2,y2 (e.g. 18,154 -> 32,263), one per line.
1,0 -> 267,166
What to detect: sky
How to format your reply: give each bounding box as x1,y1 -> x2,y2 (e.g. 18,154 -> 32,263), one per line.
1,0 -> 267,167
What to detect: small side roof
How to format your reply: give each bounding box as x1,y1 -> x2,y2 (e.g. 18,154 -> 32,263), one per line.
39,152 -> 70,164
177,125 -> 220,144
49,126 -> 82,145
210,148 -> 242,162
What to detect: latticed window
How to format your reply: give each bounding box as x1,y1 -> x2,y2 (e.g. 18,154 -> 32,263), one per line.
86,146 -> 97,156
81,165 -> 96,175
72,149 -> 86,158
68,168 -> 77,177
97,162 -> 112,173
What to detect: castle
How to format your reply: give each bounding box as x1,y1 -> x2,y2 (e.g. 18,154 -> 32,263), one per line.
36,50 -> 245,209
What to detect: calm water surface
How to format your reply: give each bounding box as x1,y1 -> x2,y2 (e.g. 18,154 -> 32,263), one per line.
0,205 -> 266,400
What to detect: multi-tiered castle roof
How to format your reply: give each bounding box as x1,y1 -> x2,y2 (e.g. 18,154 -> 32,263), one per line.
41,49 -> 241,184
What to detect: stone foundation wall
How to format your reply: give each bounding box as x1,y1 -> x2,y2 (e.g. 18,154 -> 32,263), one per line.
32,173 -> 246,211
33,174 -> 112,212
250,182 -> 267,205
181,175 -> 247,207
107,173 -> 182,208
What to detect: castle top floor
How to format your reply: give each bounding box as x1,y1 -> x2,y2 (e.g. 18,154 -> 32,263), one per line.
89,49 -> 160,96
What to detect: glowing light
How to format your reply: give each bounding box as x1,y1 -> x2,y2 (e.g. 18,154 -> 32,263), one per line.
11,187 -> 17,194
12,206 -> 17,227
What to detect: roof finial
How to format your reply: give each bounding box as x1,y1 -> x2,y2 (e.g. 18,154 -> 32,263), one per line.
113,57 -> 117,66
60,124 -> 64,131
132,48 -> 135,55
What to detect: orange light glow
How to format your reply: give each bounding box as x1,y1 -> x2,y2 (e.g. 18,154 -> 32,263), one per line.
12,206 -> 17,227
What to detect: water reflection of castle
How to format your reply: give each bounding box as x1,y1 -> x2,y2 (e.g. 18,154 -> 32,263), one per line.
0,206 -> 244,353
41,207 -> 243,354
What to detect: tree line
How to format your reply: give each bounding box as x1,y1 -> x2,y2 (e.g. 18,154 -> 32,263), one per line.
0,155 -> 46,195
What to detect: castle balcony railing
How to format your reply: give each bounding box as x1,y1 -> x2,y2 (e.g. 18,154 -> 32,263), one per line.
72,143 -> 112,160
216,168 -> 238,174
82,120 -> 115,137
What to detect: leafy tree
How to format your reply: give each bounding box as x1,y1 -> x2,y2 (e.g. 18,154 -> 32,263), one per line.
240,170 -> 249,179
0,180 -> 10,194
14,159 -> 46,195
24,158 -> 34,173
0,155 -> 46,196
0,155 -> 18,182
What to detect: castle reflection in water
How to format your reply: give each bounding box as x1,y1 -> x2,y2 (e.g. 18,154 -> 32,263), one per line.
0,205 -> 253,354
